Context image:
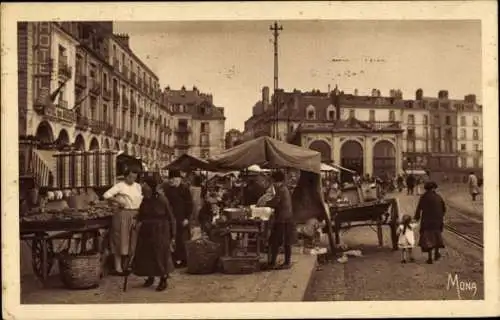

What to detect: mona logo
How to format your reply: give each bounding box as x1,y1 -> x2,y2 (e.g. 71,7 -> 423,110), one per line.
447,273 -> 478,299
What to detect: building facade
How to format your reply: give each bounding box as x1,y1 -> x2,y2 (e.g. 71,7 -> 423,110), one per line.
18,22 -> 226,170
161,86 -> 226,159
243,86 -> 483,181
225,129 -> 243,149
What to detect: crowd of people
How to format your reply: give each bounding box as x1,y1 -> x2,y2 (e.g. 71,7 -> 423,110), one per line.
102,167 -> 296,291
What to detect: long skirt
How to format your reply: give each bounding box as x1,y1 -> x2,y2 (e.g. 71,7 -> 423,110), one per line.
110,209 -> 138,256
418,229 -> 445,252
133,219 -> 174,277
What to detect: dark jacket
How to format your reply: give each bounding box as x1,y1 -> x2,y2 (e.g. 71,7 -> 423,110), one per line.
162,183 -> 193,223
414,190 -> 446,231
266,183 -> 293,223
406,175 -> 416,187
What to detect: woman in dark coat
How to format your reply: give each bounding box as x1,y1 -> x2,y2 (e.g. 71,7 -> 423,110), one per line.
414,181 -> 446,264
132,179 -> 176,291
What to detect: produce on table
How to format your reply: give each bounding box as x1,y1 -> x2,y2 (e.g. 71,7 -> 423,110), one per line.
21,201 -> 117,223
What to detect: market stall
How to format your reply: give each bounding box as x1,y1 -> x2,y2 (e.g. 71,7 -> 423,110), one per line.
19,137 -> 119,287
205,136 -> 336,267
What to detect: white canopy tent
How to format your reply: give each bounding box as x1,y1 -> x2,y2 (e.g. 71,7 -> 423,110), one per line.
320,163 -> 339,172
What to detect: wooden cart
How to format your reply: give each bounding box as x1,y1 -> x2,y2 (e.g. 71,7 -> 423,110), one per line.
20,216 -> 112,286
329,184 -> 400,250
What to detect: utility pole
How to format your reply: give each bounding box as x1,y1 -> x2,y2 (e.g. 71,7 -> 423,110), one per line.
270,21 -> 283,139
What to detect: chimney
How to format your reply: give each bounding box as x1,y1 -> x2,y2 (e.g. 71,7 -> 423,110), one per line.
332,90 -> 341,121
390,89 -> 395,97
438,90 -> 449,100
328,84 -> 331,92
416,88 -> 423,100
465,94 -> 476,104
376,90 -> 381,97
354,89 -> 358,96
262,86 -> 270,111
371,89 -> 378,97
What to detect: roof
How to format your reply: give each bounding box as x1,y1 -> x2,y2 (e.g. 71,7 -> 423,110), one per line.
163,154 -> 212,171
111,34 -> 159,80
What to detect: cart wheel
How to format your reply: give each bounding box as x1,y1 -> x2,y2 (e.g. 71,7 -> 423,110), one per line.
31,238 -> 55,279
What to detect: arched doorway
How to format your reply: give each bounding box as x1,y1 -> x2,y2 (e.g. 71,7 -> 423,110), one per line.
373,140 -> 396,178
74,134 -> 85,151
340,140 -> 364,182
103,138 -> 110,150
56,129 -> 70,146
35,121 -> 54,143
309,140 -> 332,163
89,137 -> 99,151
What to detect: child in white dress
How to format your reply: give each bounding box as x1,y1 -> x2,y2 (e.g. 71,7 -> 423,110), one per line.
397,214 -> 418,263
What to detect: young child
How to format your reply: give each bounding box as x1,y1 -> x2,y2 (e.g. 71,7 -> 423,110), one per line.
397,214 -> 418,263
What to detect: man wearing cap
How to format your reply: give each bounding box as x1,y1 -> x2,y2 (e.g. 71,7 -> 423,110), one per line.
160,170 -> 193,268
259,171 -> 294,270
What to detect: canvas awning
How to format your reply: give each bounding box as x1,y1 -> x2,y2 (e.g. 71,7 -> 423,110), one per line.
163,153 -> 213,171
116,152 -> 145,175
320,163 -> 339,172
331,163 -> 356,174
208,136 -> 321,174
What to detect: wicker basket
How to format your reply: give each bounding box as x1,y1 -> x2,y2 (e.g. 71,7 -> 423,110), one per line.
58,253 -> 101,289
186,239 -> 221,274
220,256 -> 260,274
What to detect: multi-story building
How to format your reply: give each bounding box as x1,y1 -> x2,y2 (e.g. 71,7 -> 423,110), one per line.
19,22 -> 225,171
225,129 -> 243,149
243,86 -> 483,181
161,86 -> 226,159
245,87 -> 405,179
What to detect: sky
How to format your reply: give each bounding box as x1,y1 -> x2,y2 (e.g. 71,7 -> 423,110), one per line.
113,20 -> 482,130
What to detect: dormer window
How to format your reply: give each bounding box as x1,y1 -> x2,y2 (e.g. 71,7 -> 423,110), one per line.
326,105 -> 335,121
306,105 -> 316,120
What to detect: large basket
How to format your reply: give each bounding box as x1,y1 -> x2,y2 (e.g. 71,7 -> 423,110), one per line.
220,256 -> 260,274
186,239 -> 221,274
58,252 -> 101,289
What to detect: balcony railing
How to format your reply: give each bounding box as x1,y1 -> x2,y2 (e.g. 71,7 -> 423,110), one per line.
102,88 -> 112,100
58,56 -> 72,79
175,126 -> 191,134
90,120 -> 105,134
105,124 -> 113,136
75,74 -> 88,88
89,79 -> 101,95
174,139 -> 190,148
35,99 -> 76,124
76,115 -> 90,130
368,121 -> 402,131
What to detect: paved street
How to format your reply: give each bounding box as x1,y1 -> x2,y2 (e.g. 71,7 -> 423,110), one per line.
21,249 -> 316,304
304,191 -> 484,301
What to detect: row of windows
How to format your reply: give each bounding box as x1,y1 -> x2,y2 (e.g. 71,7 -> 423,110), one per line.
305,106 -> 398,121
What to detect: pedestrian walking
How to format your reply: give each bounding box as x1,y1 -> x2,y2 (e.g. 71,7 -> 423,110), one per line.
396,214 -> 418,263
414,181 -> 446,264
160,170 -> 193,268
259,171 -> 294,270
103,168 -> 143,274
132,178 -> 176,292
406,174 -> 416,195
397,175 -> 404,192
468,171 -> 480,201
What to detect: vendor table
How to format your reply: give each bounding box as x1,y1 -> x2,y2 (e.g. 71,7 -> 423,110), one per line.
330,198 -> 398,249
20,216 -> 112,286
216,219 -> 267,258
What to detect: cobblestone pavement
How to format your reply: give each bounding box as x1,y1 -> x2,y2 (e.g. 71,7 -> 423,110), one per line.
20,249 -> 316,304
304,192 -> 484,301
439,184 -> 484,218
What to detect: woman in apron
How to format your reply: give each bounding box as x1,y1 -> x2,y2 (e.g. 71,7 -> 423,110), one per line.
103,168 -> 143,274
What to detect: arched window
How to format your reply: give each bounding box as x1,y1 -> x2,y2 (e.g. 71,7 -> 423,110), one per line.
326,105 -> 336,120
306,105 -> 316,120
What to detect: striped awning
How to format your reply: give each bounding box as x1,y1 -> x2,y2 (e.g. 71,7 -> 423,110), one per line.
31,149 -> 57,187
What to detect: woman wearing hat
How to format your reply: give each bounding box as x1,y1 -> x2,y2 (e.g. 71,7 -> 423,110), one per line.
132,178 -> 176,291
414,181 -> 446,264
